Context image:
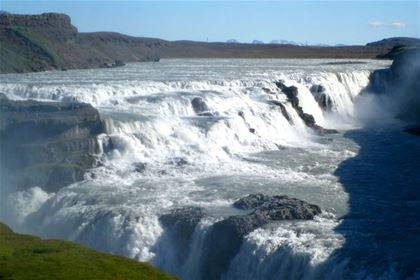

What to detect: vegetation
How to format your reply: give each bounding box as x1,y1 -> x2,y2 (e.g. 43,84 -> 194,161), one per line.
0,223 -> 177,280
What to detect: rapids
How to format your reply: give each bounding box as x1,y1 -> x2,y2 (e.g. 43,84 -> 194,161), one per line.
2,59 -> 417,279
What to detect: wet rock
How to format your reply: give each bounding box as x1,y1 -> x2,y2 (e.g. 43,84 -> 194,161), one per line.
310,84 -> 333,111
275,81 -> 337,134
0,92 -> 8,100
0,99 -> 103,192
312,125 -> 338,134
310,84 -> 326,94
199,194 -> 321,280
197,112 -> 214,117
233,193 -> 270,209
233,193 -> 322,219
191,97 -> 209,114
133,162 -> 147,173
268,100 -> 292,123
160,207 -> 206,232
159,194 -> 321,280
169,157 -> 188,166
275,81 -> 299,107
159,207 -> 206,262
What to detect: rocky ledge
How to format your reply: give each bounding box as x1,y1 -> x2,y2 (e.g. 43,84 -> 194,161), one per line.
273,81 -> 338,134
0,95 -> 104,192
159,194 -> 321,280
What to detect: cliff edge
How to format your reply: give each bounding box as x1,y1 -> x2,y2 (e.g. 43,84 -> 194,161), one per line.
0,96 -> 104,192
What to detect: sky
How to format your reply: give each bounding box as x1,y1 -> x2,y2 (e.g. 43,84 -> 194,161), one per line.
1,1 -> 419,45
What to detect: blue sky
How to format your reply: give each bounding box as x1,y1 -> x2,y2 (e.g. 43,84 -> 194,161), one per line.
1,1 -> 419,45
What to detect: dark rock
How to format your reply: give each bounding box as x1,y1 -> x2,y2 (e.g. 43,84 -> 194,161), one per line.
197,112 -> 214,117
368,68 -> 393,94
200,194 -> 321,280
233,193 -> 269,209
275,81 -> 299,107
232,193 -> 322,219
0,99 -> 104,192
238,111 -> 245,119
159,207 -> 206,262
249,128 -> 255,134
316,93 -> 333,111
310,84 -> 326,94
133,162 -> 147,173
100,59 -> 126,68
268,100 -> 292,123
0,92 -> 8,100
169,157 -> 188,166
275,81 -> 337,134
113,59 -> 125,67
312,125 -> 339,134
160,207 -> 205,233
310,85 -> 333,111
191,97 -> 209,114
160,194 -> 321,280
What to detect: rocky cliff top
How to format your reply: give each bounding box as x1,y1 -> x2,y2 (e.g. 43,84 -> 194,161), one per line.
0,12 -> 76,31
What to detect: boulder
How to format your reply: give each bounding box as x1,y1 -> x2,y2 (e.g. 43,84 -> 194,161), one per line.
191,97 -> 210,114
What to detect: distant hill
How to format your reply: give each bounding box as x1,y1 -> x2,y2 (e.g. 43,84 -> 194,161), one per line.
252,40 -> 264,44
226,38 -> 239,43
366,37 -> 420,48
0,12 -> 409,74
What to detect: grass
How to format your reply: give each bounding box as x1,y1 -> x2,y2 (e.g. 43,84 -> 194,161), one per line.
0,223 -> 177,280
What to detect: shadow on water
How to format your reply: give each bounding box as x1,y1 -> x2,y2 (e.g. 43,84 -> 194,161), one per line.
331,128 -> 420,278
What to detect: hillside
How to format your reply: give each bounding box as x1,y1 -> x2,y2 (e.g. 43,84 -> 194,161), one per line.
0,13 -> 160,73
0,223 -> 177,280
366,37 -> 420,48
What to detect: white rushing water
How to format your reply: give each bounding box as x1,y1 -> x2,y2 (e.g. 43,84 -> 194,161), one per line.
3,58 -> 414,280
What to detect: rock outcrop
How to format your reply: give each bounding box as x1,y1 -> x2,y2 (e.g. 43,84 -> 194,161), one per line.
310,84 -> 333,111
159,194 -> 321,280
368,48 -> 420,125
274,81 -> 338,134
0,98 -> 104,192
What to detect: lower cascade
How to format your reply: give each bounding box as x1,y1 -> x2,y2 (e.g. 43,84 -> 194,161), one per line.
1,57 -> 419,279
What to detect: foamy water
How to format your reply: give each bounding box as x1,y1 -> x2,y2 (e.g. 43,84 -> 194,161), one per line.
3,58 -> 417,280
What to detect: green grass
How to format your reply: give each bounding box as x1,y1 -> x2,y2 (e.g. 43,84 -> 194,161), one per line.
0,223 -> 177,280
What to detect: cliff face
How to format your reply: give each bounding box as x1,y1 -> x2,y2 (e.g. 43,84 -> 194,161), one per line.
368,49 -> 420,124
0,13 -> 160,73
0,96 -> 104,192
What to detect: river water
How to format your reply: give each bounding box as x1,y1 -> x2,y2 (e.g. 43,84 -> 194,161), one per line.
1,59 -> 418,279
